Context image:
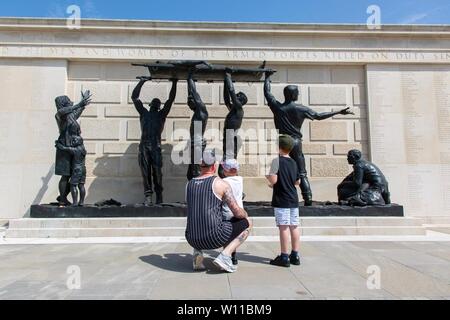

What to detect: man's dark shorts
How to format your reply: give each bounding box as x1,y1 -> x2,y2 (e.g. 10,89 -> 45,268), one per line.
224,218 -> 250,246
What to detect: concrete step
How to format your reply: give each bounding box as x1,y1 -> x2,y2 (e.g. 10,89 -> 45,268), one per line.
5,226 -> 427,238
424,225 -> 450,235
8,217 -> 424,229
8,218 -> 188,229
421,217 -> 450,225
6,227 -> 186,238
420,216 -> 450,234
0,220 -> 8,233
256,227 -> 425,236
5,217 -> 427,238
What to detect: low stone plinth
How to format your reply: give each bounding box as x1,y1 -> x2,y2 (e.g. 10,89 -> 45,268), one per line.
246,202 -> 404,217
30,202 -> 404,218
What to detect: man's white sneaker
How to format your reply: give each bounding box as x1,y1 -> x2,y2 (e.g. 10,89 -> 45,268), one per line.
213,253 -> 237,273
193,249 -> 206,271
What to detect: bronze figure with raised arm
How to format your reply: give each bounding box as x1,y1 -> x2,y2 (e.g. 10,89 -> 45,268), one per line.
264,71 -> 354,206
54,90 -> 92,206
132,76 -> 178,205
219,69 -> 248,178
186,69 -> 209,181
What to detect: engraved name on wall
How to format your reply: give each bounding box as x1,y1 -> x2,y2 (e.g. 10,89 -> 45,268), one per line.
367,65 -> 450,215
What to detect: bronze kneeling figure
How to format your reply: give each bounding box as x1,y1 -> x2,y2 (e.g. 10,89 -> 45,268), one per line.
338,150 -> 391,207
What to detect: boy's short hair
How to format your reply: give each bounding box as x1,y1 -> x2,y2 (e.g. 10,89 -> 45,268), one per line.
279,135 -> 294,153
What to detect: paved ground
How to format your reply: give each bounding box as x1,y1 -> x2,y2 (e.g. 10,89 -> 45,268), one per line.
0,241 -> 449,300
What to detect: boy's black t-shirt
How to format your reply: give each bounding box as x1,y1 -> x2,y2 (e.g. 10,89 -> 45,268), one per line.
270,156 -> 300,208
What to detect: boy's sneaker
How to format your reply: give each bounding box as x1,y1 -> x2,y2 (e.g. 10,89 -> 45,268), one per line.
270,256 -> 291,268
193,249 -> 206,271
231,252 -> 238,266
290,254 -> 301,266
213,253 -> 237,273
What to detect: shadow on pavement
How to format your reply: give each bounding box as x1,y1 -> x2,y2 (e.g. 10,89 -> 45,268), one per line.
237,252 -> 272,265
139,253 -> 195,274
139,251 -> 271,274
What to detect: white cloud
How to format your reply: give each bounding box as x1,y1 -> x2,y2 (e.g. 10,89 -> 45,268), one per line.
400,12 -> 428,24
399,4 -> 450,25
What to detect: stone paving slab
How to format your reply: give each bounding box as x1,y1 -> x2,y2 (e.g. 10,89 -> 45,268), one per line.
373,248 -> 450,284
311,242 -> 450,298
397,242 -> 450,262
289,253 -> 394,299
0,242 -> 449,300
228,266 -> 312,300
350,242 -> 450,283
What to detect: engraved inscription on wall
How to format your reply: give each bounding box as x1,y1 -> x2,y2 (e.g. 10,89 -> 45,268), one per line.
367,65 -> 450,216
1,44 -> 450,64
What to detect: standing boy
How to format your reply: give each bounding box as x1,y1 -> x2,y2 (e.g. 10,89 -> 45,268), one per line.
266,135 -> 301,267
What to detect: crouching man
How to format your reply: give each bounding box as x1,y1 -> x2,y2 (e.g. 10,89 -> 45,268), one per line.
185,150 -> 252,273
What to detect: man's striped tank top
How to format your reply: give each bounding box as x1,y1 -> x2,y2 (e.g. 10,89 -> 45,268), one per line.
185,176 -> 233,250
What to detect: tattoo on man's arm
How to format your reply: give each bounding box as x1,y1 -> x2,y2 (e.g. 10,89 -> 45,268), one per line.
223,188 -> 244,218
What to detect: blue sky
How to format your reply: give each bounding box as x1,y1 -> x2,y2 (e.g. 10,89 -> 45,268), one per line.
1,0 -> 449,24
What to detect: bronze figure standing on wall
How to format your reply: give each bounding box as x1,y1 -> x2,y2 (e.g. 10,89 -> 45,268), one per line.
54,90 -> 92,206
186,70 -> 209,181
219,69 -> 248,178
132,77 -> 178,205
264,72 -> 353,206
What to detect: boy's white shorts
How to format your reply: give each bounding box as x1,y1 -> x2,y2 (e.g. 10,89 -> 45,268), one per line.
274,208 -> 300,226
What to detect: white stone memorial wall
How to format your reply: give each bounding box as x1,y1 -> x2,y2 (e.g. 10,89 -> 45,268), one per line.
367,65 -> 450,216
0,19 -> 449,218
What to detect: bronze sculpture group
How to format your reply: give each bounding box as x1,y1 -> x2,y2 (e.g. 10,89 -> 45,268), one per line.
54,91 -> 91,207
54,60 -> 391,208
